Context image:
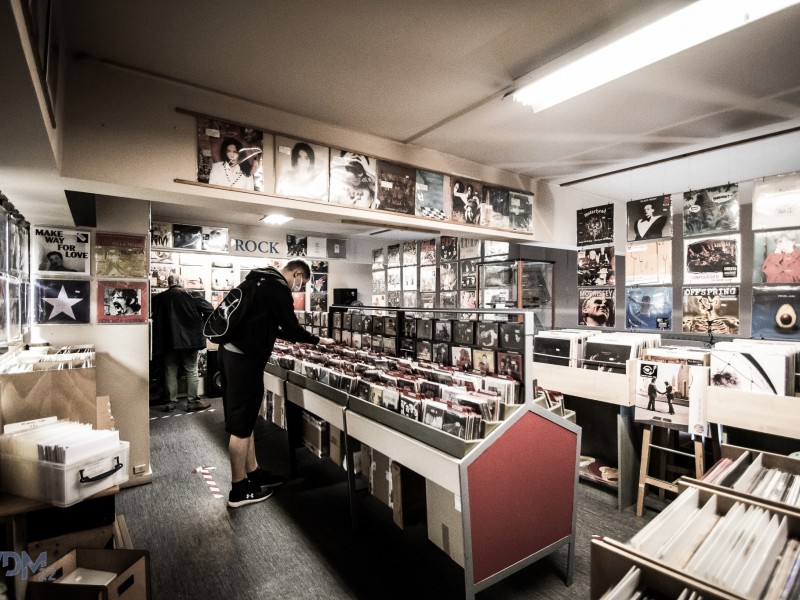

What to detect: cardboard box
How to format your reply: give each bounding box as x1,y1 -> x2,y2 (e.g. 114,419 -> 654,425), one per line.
370,449 -> 392,508
390,462 -> 426,529
301,411 -> 329,458
426,479 -> 465,567
328,424 -> 344,468
26,548 -> 151,599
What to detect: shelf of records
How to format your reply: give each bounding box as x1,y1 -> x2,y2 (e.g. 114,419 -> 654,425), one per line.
186,112 -> 536,235
592,480 -> 800,600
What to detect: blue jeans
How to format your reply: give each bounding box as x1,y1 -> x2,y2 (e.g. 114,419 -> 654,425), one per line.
164,349 -> 200,405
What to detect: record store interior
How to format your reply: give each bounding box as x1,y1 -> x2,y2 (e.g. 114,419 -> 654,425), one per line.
2,1 -> 800,599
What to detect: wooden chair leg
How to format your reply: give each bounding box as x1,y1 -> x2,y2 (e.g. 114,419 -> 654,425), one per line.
636,427 -> 652,517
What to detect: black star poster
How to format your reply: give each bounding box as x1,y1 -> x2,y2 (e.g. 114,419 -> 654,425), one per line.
34,279 -> 91,324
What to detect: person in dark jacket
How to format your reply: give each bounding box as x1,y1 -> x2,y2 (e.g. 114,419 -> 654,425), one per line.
219,260 -> 334,508
152,274 -> 213,412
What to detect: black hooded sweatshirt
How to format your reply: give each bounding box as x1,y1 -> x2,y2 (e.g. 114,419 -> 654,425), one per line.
223,267 -> 319,364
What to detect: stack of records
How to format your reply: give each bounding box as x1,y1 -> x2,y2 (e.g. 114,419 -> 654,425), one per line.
533,329 -> 595,367
643,346 -> 710,366
711,339 -> 800,396
583,332 -> 661,374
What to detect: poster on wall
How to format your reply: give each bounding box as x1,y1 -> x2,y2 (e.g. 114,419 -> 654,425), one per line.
752,171 -> 800,230
201,227 -> 229,253
626,195 -> 672,241
97,280 -> 148,324
625,286 -> 672,331
327,239 -> 346,259
752,229 -> 800,283
274,136 -> 330,201
305,237 -> 326,259
682,184 -> 739,236
459,238 -> 481,260
386,244 -> 401,268
286,235 -> 308,257
196,116 -> 265,192
681,286 -> 739,335
683,235 -> 740,285
32,227 -> 90,275
402,241 -> 417,265
625,241 -> 672,285
95,233 -> 147,278
451,177 -> 482,225
578,246 -> 615,286
419,239 -> 436,266
172,224 -> 203,251
578,288 -> 615,327
752,286 -> 800,340
329,150 -> 376,208
415,170 -> 446,220
151,222 -> 173,249
376,161 -> 416,215
481,187 -> 510,229
577,205 -> 613,246
439,236 -> 457,262
509,192 -> 534,233
34,278 -> 90,324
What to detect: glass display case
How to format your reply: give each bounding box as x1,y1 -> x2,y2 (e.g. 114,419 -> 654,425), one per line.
478,259 -> 554,329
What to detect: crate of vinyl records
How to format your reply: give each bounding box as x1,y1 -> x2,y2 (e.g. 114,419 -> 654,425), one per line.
0,417 -> 129,507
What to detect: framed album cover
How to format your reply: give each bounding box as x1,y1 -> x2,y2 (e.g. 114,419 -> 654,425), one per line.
416,341 -> 432,362
578,246 -> 615,287
401,317 -> 416,338
753,229 -> 800,283
625,286 -> 672,331
376,161 -> 416,215
683,184 -> 739,236
197,116 -> 266,192
275,136 -> 329,201
453,321 -> 474,345
451,178 -> 482,225
415,170 -> 446,220
95,233 -> 147,278
97,280 -> 147,324
627,195 -> 672,241
626,241 -> 672,286
416,318 -> 433,340
499,322 -> 524,351
329,150 -> 376,208
577,205 -> 614,246
32,227 -> 90,275
683,235 -> 740,285
481,187 -> 510,229
476,321 -> 499,347
34,278 -> 90,324
459,289 -> 477,310
432,343 -> 450,366
509,192 -> 534,233
452,346 -> 473,371
681,286 -> 739,335
439,236 -> 458,262
578,288 -> 615,327
387,244 -> 401,268
473,349 -> 496,375
433,319 -> 452,342
419,239 -> 436,266
752,286 -> 800,340
172,224 -> 202,251
752,171 -> 800,230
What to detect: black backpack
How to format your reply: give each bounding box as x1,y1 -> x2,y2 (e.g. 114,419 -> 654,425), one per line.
203,274 -> 265,344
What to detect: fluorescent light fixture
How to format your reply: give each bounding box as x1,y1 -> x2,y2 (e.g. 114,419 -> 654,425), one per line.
260,214 -> 293,225
512,0 -> 800,112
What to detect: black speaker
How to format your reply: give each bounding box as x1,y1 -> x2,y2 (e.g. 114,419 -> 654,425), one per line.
205,350 -> 223,398
333,288 -> 357,306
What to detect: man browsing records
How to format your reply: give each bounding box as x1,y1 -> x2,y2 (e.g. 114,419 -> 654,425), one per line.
217,260 -> 334,507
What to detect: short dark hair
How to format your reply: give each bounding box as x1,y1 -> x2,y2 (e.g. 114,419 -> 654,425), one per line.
285,259 -> 311,280
47,251 -> 63,259
112,288 -> 141,312
291,142 -> 315,167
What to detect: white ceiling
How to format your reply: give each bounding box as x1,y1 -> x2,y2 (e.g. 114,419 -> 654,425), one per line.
3,0 -> 800,237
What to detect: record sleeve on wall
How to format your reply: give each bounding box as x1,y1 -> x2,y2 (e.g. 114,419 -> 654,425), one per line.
682,184 -> 739,236
34,278 -> 90,324
210,268 -> 235,290
439,236 -> 457,262
376,161 -> 416,215
681,286 -> 739,335
752,229 -> 800,283
172,224 -> 202,251
577,246 -> 615,286
310,273 -> 328,293
481,187 -> 510,229
196,117 -> 265,192
32,227 -> 90,275
626,241 -> 672,285
97,280 -> 148,324
305,237 -> 326,258
460,258 -> 478,288
625,286 -> 672,331
683,235 -> 740,284
484,241 -> 509,257
0,276 -> 7,341
201,227 -> 229,253
95,233 -> 147,278
508,192 -> 534,233
311,260 -> 328,273
329,150 -> 376,208
311,292 -> 327,312
578,288 -> 615,327
439,262 -> 457,291
7,280 -> 20,342
459,238 -> 481,260
627,195 -> 672,241
419,266 -> 437,292
752,171 -> 800,230
451,178 -> 482,225
151,222 -> 173,249
577,205 -> 613,246
327,239 -> 346,259
372,270 -> 386,294
386,244 -> 401,268
751,286 -> 800,340
459,289 -> 477,309
286,235 -> 308,257
151,250 -> 176,264
402,241 -> 418,265
372,248 -> 385,270
402,267 -> 417,291
275,136 -> 330,201
386,268 -> 401,292
415,170 -> 446,220
419,239 -> 436,266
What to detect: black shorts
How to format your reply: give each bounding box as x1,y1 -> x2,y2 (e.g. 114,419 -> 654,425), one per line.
218,345 -> 266,438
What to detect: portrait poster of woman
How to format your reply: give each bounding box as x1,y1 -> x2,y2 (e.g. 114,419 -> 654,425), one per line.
95,233 -> 147,278
274,136 -> 329,201
97,280 -> 148,324
196,117 -> 266,192
329,150 -> 376,208
626,195 -> 672,242
376,161 -> 416,215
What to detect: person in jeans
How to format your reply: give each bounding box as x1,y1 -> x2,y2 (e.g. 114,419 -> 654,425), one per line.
152,274 -> 213,412
218,259 -> 334,507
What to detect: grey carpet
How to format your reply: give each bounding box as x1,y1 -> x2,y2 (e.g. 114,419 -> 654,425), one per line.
116,399 -> 655,599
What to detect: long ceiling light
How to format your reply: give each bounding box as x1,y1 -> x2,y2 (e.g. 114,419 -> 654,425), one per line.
512,0 -> 800,113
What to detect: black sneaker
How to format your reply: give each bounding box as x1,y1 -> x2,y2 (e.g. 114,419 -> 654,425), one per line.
227,482 -> 273,508
186,400 -> 211,411
248,469 -> 286,489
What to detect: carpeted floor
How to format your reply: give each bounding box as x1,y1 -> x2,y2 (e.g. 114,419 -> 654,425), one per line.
116,397 -> 655,599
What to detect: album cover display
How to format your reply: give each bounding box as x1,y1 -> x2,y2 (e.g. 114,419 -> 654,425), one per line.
583,341 -> 631,374
386,267 -> 401,292
415,170 -> 446,220
578,288 -> 615,327
371,294 -> 386,308
310,273 -> 328,293
459,258 -> 479,289
626,241 -> 672,285
95,233 -> 147,278
372,248 -> 385,270
476,321 -> 499,347
372,270 -> 386,294
311,292 -> 327,312
439,262 -> 457,291
420,292 -> 436,310
97,280 -> 147,324
752,286 -> 800,340
710,347 -> 791,396
196,116 -> 265,191
292,292 -> 305,311
499,322 -> 524,351
382,335 -> 396,356
533,336 -> 571,367
472,349 -> 496,375
416,341 -> 432,361
752,171 -> 800,230
459,289 -> 477,310
211,268 -> 236,290
329,150 -> 376,208
634,361 -> 706,434
681,286 -> 740,335
753,229 -> 800,283
419,266 -> 437,292
416,318 -> 432,340
577,246 -> 615,286
432,342 -> 450,365
376,161 -> 416,215
481,187 -> 510,229
7,280 -> 20,341
577,205 -> 614,246
402,267 -> 418,291
683,184 -> 740,236
508,192 -> 534,233
402,241 -> 418,266
402,291 -> 418,308
170,224 -> 203,251
286,235 -> 307,257
452,321 -> 474,345
459,238 -> 482,260
433,320 -> 452,342
274,136 -> 329,201
683,235 -> 740,284
385,244 -> 401,268
32,227 -> 90,275
484,241 -> 509,257
384,316 -> 397,336
627,195 -> 672,241
625,286 -> 672,331
452,346 -> 473,370
497,352 -> 523,381
451,178 -> 482,224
